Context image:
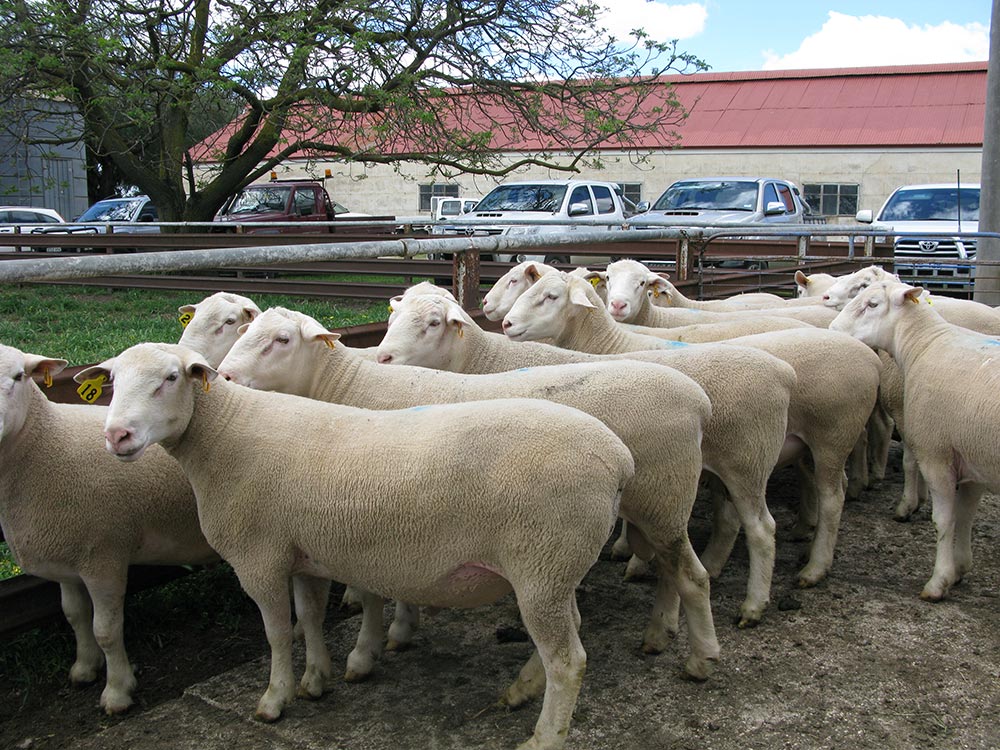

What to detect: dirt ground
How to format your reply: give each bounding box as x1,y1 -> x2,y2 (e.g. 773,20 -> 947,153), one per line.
2,444 -> 999,750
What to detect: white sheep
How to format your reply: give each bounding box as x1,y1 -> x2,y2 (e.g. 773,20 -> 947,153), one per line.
379,293 -> 797,626
0,344 -> 217,715
636,274 -> 785,311
830,280 -> 1000,600
217,306 -> 720,677
177,292 -> 262,367
600,261 -> 838,329
794,270 -> 836,298
502,272 -> 881,587
87,342 -> 634,750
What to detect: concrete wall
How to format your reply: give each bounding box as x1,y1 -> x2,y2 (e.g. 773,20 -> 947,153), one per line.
241,145 -> 983,222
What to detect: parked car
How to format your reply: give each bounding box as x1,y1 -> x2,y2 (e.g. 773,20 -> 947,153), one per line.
432,179 -> 628,264
73,195 -> 161,232
0,206 -> 66,251
627,176 -> 809,269
214,179 -> 368,234
856,183 -> 980,292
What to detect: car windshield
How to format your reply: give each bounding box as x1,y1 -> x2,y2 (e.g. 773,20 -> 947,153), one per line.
474,185 -> 567,213
652,181 -> 759,212
77,200 -> 142,222
879,188 -> 980,222
225,186 -> 291,214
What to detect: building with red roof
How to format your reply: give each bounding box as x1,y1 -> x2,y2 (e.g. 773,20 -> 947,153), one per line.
195,61 -> 986,221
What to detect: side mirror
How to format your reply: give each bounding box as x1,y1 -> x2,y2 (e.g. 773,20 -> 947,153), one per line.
568,202 -> 591,217
636,201 -> 650,213
138,213 -> 155,223
764,201 -> 786,216
855,209 -> 874,223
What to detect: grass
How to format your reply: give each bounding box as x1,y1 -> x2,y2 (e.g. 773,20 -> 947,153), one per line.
0,282 -> 392,365
0,543 -> 20,578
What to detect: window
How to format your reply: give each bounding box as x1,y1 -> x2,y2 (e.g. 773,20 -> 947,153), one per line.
569,185 -> 594,215
775,184 -> 795,212
803,183 -> 858,216
616,183 -> 642,204
294,188 -> 316,216
419,184 -> 459,212
592,185 -> 615,214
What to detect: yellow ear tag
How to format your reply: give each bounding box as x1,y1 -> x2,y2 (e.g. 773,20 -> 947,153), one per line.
652,288 -> 661,298
388,304 -> 394,313
76,374 -> 106,404
178,311 -> 194,328
457,325 -> 464,338
202,371 -> 211,392
589,277 -> 601,288
42,367 -> 53,388
323,337 -> 336,349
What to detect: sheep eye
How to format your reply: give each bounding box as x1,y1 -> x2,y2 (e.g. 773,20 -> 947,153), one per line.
428,319 -> 441,327
276,336 -> 290,345
225,317 -> 237,326
13,371 -> 23,382
165,372 -> 178,382
867,300 -> 879,309
546,293 -> 559,301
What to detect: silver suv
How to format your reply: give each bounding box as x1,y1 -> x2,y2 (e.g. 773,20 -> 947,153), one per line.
856,183 -> 980,292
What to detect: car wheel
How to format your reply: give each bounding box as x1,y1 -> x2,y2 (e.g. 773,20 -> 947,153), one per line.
745,260 -> 769,271
545,255 -> 571,265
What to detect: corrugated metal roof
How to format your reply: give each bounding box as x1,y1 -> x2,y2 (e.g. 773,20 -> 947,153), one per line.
645,62 -> 987,149
191,62 -> 988,163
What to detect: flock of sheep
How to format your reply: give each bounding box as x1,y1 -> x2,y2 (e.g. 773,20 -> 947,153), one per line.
1,259 -> 998,750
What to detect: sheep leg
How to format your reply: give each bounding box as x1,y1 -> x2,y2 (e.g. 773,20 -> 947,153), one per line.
345,589 -> 385,682
921,471 -> 961,601
953,482 -> 984,580
60,581 -> 104,685
238,573 -> 296,722
846,430 -> 868,500
790,458 -> 818,540
797,456 -> 847,587
698,475 -> 740,577
339,584 -> 364,615
82,573 -> 135,715
645,540 -> 719,680
867,405 -> 893,483
292,575 -> 332,699
507,592 -> 586,750
610,519 -> 632,560
722,486 -> 776,629
895,442 -> 927,520
386,601 -> 420,651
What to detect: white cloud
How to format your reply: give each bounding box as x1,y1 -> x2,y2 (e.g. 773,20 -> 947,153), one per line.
762,12 -> 989,70
595,1 -> 707,44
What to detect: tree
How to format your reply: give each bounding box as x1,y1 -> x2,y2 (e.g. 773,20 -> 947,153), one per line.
1,0 -> 705,223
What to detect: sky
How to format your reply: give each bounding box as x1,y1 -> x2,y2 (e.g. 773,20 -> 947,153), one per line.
595,1 -> 991,73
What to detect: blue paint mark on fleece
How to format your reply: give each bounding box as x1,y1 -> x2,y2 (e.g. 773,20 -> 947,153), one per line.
515,367 -> 532,373
408,405 -> 430,412
659,340 -> 690,348
982,339 -> 1000,347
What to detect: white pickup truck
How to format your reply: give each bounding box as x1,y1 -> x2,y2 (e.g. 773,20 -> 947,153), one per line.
431,178 -> 627,264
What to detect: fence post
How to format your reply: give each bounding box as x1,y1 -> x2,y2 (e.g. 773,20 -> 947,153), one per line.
677,237 -> 690,281
454,249 -> 481,309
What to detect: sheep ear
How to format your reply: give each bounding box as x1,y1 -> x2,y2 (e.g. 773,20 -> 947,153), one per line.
178,303 -> 197,315
74,359 -> 115,385
243,306 -> 259,323
296,315 -> 341,348
794,270 -> 808,287
568,278 -> 597,309
524,264 -> 543,283
237,322 -> 252,336
187,360 -> 219,388
647,274 -> 671,299
901,286 -> 925,305
24,354 -> 68,381
388,294 -> 405,313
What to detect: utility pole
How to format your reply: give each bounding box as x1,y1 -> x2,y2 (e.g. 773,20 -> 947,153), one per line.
975,0 -> 1000,303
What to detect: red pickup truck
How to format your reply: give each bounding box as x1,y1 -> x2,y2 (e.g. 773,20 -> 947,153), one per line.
213,179 -> 369,234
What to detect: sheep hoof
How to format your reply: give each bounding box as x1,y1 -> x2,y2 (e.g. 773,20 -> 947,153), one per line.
385,639 -> 409,652
920,584 -> 949,602
735,612 -> 762,629
339,601 -> 363,617
69,663 -> 101,686
100,694 -> 134,716
344,669 -> 372,684
682,655 -> 717,682
254,707 -> 282,723
797,567 -> 827,588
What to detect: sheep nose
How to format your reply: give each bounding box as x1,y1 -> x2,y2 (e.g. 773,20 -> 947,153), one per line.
105,426 -> 131,451
217,369 -> 235,382
502,319 -> 512,331
822,294 -> 831,302
376,353 -> 393,364
609,300 -> 626,314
